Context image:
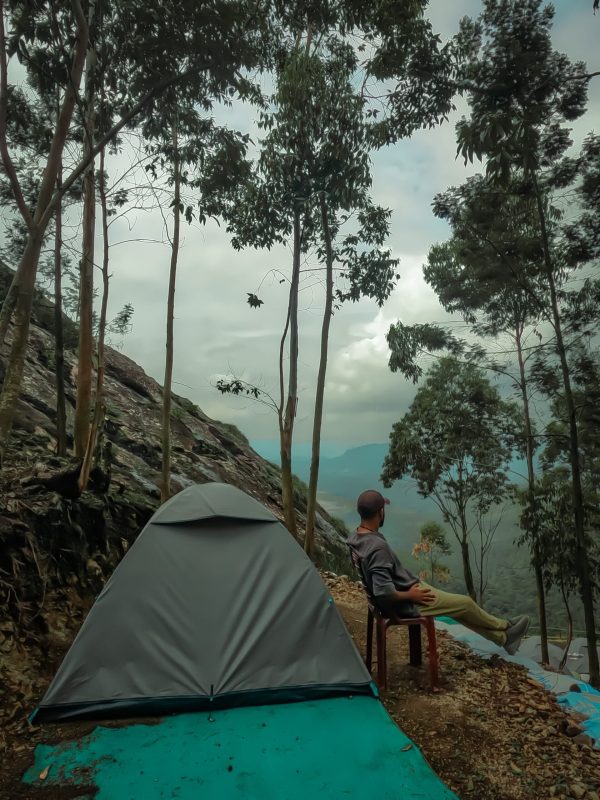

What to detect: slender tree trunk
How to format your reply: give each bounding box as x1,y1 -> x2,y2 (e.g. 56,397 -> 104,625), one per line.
280,207 -> 301,536
478,525 -> 485,605
277,283 -> 292,528
460,538 -> 477,601
532,171 -> 598,687
0,232 -> 44,442
54,160 -> 67,456
558,578 -> 574,673
305,194 -> 334,559
161,121 -> 181,503
515,321 -> 548,661
457,463 -> 477,600
79,147 -> 109,493
0,272 -> 18,346
74,2 -> 97,457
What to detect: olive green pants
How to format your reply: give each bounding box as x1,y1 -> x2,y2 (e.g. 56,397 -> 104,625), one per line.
417,583 -> 509,646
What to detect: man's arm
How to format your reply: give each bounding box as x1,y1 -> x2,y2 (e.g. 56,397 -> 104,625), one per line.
389,584 -> 435,605
365,548 -> 435,605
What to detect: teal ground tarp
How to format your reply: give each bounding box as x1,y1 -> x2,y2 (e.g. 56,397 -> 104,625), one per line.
24,696 -> 457,799
557,689 -> 600,741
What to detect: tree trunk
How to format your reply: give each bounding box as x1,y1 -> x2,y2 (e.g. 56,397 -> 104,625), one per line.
73,4 -> 97,457
0,271 -> 18,347
280,206 -> 301,536
532,171 -> 599,687
559,578 -> 574,673
160,121 -> 181,503
515,320 -> 548,662
305,194 -> 334,559
78,147 -> 109,493
54,159 -> 67,457
0,231 -> 44,443
457,463 -> 477,600
478,527 -> 485,605
460,538 -> 477,601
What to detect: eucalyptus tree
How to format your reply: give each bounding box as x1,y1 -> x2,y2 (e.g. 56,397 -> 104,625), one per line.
416,175 -> 551,657
0,0 -> 310,449
221,40 -> 398,544
141,95 -> 251,503
452,0 -> 600,685
382,357 -> 521,600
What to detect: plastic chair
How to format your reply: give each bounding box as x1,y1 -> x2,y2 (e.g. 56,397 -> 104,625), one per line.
348,547 -> 440,691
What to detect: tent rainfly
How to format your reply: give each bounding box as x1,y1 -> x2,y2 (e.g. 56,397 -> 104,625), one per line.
33,483 -> 375,722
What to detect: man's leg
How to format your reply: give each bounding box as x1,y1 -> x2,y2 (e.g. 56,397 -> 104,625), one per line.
417,583 -> 508,646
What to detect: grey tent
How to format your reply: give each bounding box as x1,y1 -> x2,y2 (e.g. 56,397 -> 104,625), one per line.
33,483 -> 375,722
566,637 -> 600,678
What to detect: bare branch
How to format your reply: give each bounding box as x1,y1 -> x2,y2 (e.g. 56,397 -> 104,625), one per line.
0,2 -> 33,227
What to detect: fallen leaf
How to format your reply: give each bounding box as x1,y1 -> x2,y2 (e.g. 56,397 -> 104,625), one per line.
39,766 -> 49,781
401,744 -> 413,752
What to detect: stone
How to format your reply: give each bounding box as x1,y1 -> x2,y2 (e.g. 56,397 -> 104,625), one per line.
572,733 -> 594,749
565,723 -> 584,737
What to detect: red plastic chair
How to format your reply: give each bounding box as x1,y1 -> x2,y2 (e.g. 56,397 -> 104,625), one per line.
349,547 -> 440,691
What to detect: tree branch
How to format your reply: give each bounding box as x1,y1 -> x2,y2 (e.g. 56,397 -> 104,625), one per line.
31,0 -> 89,228
0,1 -> 33,228
41,61 -> 218,230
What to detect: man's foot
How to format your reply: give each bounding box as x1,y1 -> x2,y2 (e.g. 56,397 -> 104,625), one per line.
504,615 -> 530,655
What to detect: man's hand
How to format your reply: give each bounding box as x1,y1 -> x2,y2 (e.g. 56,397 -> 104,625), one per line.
406,583 -> 436,605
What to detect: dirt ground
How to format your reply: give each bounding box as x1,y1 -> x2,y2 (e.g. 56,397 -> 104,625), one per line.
1,575 -> 600,800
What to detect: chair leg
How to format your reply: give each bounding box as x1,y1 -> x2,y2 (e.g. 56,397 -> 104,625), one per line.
376,618 -> 387,690
366,609 -> 374,674
425,618 -> 440,690
408,623 -> 422,666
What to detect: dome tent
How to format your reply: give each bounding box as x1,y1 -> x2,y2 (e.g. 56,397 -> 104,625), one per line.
32,482 -> 375,722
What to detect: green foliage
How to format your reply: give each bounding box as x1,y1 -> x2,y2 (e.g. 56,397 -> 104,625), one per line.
246,293 -> 264,308
223,42 -> 398,307
382,357 -> 521,596
107,303 -> 134,338
382,357 -> 521,511
412,521 -> 451,586
455,0 -> 588,181
419,521 -> 451,554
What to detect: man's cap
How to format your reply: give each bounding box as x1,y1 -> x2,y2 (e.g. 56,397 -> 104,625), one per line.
356,489 -> 390,514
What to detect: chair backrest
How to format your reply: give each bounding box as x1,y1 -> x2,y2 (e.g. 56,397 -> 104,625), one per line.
347,545 -> 374,603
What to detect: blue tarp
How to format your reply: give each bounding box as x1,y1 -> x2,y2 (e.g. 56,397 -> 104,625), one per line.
23,696 -> 459,799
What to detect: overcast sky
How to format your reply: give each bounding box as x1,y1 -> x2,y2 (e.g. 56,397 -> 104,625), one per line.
46,1 -> 600,451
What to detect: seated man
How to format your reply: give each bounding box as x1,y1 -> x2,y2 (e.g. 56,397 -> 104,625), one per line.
348,489 -> 529,654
